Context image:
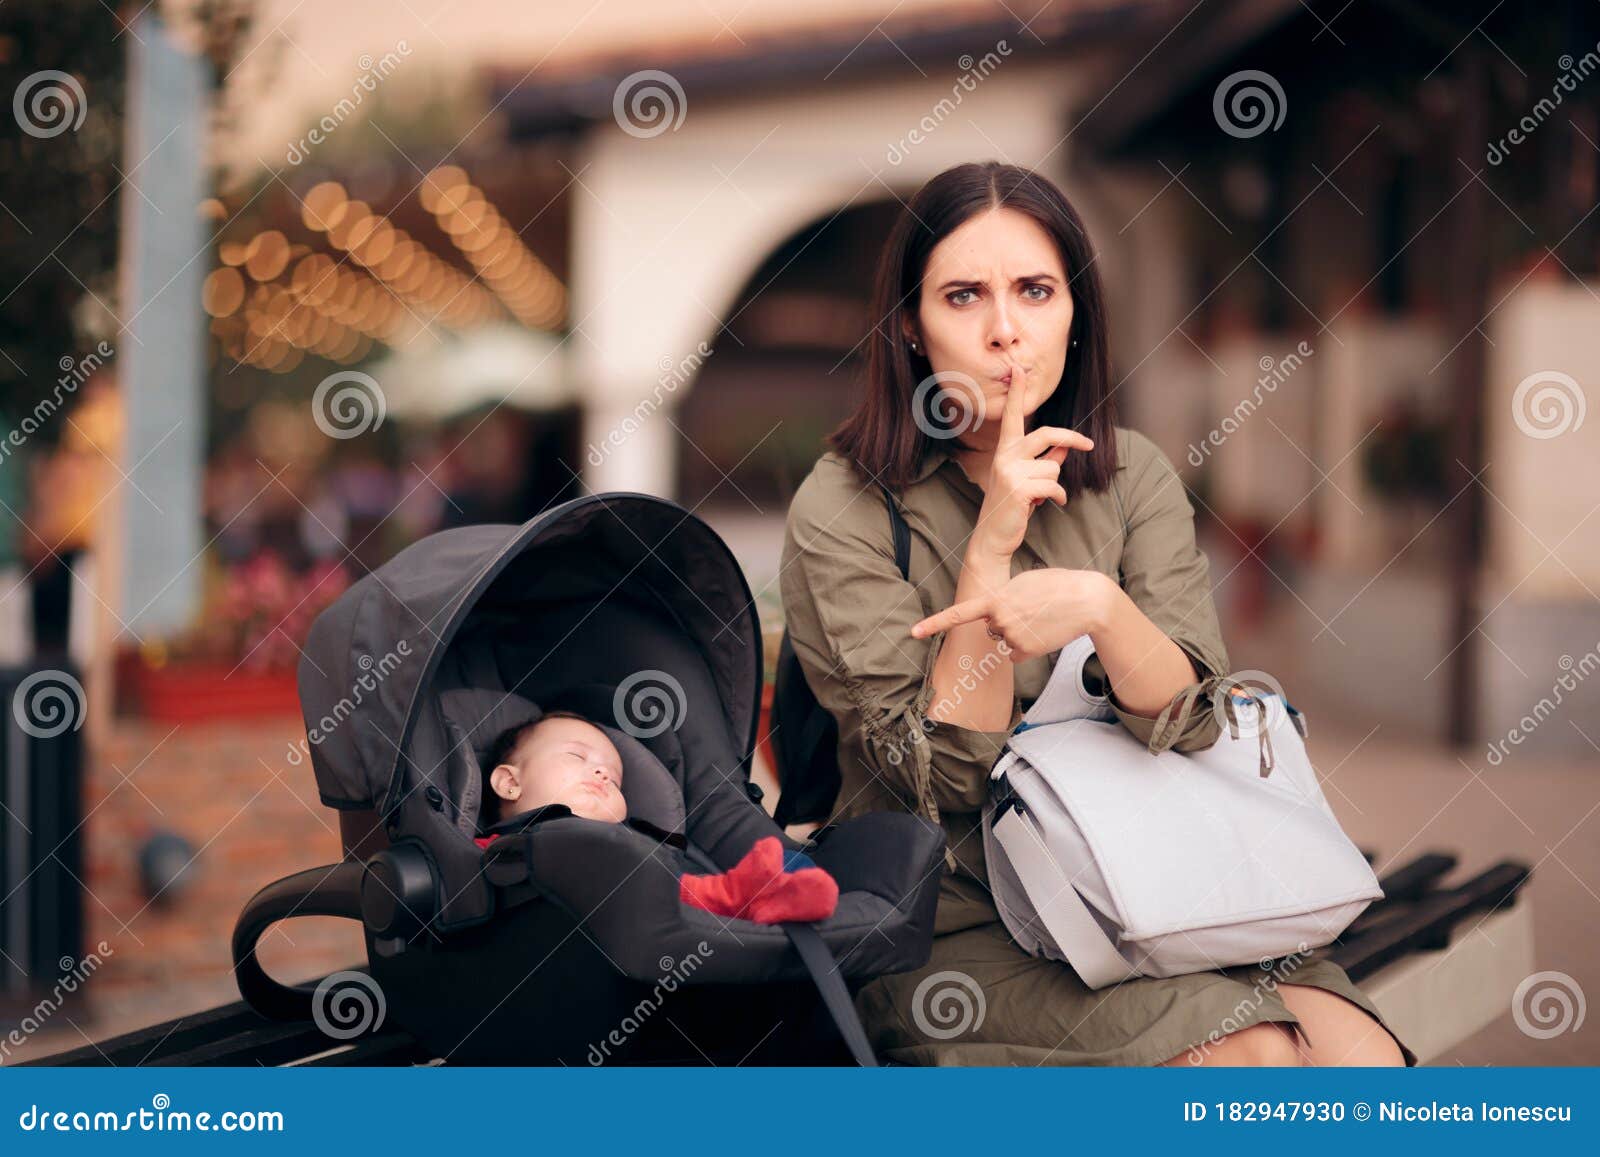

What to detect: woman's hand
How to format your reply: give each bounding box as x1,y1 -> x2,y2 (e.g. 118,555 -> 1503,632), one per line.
910,568 -> 1118,662
967,370 -> 1094,561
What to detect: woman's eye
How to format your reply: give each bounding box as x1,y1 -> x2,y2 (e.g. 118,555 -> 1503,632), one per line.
947,289 -> 977,306
1023,284 -> 1052,301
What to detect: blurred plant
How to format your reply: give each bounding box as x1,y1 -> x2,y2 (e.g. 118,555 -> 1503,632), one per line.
180,551 -> 349,671
0,0 -> 263,435
0,1 -> 128,433
279,56 -> 486,170
175,0 -> 258,94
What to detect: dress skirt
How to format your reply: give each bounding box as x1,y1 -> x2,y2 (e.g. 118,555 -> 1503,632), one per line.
854,876 -> 1419,1067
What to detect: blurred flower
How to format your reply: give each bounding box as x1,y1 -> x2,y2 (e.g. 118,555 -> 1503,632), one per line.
182,550 -> 350,671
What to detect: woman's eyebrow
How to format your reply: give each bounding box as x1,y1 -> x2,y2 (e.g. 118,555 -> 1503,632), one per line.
935,272 -> 1060,291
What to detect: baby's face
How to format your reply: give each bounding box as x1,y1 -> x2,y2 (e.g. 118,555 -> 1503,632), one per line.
492,717 -> 627,824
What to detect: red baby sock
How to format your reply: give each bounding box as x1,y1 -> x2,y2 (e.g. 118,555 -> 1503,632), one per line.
679,836 -> 839,923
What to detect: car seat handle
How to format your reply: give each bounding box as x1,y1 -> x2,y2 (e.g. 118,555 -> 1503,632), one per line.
232,861 -> 364,1022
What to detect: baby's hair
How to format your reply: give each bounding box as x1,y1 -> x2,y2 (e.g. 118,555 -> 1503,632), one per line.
479,709 -> 595,827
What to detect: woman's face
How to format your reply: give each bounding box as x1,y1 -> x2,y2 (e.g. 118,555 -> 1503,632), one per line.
906,206 -> 1074,441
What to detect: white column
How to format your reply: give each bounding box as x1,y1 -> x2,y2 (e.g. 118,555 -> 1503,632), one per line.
581,392 -> 680,497
114,11 -> 208,636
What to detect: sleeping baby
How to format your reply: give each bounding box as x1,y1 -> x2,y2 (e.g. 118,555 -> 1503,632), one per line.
480,709 -> 628,829
474,708 -> 840,924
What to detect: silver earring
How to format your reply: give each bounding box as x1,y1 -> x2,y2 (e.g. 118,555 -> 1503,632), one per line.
908,339 -> 921,355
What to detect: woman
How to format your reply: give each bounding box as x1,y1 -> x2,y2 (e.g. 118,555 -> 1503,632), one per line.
778,161 -> 1415,1067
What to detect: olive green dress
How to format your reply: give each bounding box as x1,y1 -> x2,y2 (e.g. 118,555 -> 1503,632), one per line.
778,427 -> 1418,1067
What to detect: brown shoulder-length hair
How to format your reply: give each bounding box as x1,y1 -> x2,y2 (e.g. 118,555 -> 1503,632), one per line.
828,161 -> 1119,495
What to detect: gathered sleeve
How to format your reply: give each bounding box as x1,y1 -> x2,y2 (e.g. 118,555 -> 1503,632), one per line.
778,464 -> 1018,833
1090,429 -> 1232,752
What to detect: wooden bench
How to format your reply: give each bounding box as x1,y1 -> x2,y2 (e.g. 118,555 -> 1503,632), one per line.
23,850 -> 1532,1067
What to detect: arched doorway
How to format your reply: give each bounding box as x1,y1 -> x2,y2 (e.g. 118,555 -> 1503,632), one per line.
674,199 -> 904,515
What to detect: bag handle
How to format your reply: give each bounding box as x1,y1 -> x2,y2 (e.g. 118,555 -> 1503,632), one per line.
990,803 -> 1139,989
1147,675 -> 1278,777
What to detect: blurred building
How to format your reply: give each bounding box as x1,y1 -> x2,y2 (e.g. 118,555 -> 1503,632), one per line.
444,0 -> 1598,755
177,0 -> 1600,749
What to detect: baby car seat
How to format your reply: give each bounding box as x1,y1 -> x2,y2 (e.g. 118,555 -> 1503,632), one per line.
232,493 -> 946,1064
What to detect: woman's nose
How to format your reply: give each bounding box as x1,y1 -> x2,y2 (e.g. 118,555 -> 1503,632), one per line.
987,302 -> 1019,346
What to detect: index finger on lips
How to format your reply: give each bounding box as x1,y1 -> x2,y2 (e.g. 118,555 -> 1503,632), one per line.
998,365 -> 1027,447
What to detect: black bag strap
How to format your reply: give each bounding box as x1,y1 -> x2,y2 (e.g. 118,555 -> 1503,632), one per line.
875,480 -> 911,581
684,841 -> 877,1066
796,484 -> 905,759
788,666 -> 833,795
770,480 -> 911,829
